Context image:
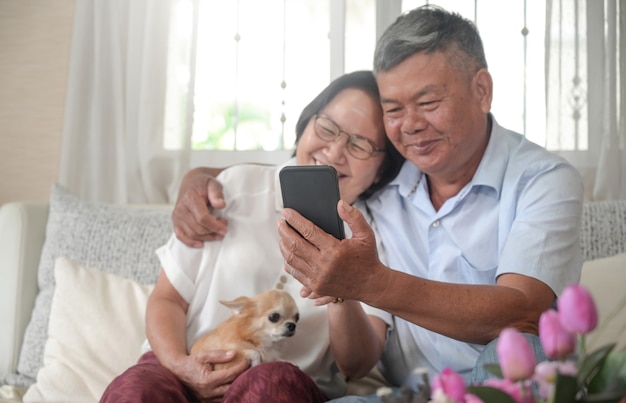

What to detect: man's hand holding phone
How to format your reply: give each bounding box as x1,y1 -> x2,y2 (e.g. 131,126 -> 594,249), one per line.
277,199 -> 384,303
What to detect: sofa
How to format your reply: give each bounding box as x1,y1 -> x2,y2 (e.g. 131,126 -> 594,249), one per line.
1,184 -> 625,402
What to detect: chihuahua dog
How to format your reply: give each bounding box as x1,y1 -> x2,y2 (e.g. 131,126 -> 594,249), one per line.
190,289 -> 299,370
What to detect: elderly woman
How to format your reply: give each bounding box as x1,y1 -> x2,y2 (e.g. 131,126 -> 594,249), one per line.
101,70 -> 404,403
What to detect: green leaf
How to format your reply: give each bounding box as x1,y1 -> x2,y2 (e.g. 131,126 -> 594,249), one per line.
553,373 -> 579,402
467,385 -> 518,403
583,389 -> 626,403
578,344 -> 616,386
587,350 -> 626,398
482,363 -> 504,378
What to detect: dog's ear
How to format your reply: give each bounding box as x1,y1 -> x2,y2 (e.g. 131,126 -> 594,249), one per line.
219,296 -> 253,315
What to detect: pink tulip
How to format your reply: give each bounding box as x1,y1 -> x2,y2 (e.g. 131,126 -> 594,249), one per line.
496,328 -> 537,381
539,309 -> 577,359
431,367 -> 467,402
557,284 -> 598,334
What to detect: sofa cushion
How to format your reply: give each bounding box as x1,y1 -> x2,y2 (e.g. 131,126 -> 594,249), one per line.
580,252 -> 626,352
23,257 -> 153,402
580,200 -> 626,261
16,184 -> 171,382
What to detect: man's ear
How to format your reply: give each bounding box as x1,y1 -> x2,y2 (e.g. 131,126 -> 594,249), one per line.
473,68 -> 493,113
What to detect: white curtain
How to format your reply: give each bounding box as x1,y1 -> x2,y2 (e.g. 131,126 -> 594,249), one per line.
545,0 -> 626,200
58,0 -> 189,203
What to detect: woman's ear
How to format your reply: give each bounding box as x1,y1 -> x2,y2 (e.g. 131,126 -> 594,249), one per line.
473,68 -> 493,113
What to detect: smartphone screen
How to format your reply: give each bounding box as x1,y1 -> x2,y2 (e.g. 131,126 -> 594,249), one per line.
279,165 -> 345,240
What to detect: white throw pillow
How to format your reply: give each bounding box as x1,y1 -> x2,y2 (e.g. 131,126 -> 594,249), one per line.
23,257 -> 154,403
579,252 -> 626,352
16,184 -> 170,383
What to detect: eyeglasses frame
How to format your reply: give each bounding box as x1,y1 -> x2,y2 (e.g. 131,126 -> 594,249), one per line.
313,114 -> 385,160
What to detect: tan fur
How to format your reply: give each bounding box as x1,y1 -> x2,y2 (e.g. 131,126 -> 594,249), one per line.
190,289 -> 299,370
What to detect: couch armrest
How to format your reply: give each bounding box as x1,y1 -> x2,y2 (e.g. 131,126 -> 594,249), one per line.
0,202 -> 49,379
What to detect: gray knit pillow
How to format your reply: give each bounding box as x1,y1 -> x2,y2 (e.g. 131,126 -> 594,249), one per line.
580,200 -> 626,261
15,184 -> 172,383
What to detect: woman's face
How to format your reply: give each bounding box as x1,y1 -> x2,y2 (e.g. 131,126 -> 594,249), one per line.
295,88 -> 386,204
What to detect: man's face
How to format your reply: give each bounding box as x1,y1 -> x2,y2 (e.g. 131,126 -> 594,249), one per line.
376,51 -> 492,184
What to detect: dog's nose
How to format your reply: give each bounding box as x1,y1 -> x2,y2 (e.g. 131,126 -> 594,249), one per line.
286,322 -> 296,332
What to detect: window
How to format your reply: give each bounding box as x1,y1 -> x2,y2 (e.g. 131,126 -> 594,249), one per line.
164,0 -> 376,166
163,0 -> 593,167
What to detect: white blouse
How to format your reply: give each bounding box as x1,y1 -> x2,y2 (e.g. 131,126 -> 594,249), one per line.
149,159 -> 391,399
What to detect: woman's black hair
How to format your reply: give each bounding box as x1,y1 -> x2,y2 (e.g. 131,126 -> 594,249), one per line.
293,70 -> 404,200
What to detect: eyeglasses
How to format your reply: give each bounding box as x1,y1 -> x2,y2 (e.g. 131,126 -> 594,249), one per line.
313,115 -> 385,160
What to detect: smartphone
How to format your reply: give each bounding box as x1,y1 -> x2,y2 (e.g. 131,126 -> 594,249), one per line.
279,165 -> 345,240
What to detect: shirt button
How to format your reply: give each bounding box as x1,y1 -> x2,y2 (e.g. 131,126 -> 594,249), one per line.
432,220 -> 440,227
279,275 -> 288,283
276,283 -> 284,290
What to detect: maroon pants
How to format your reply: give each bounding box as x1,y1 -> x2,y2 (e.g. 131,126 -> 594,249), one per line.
100,352 -> 328,402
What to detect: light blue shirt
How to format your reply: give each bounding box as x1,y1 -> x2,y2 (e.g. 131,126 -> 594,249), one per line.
365,117 -> 584,388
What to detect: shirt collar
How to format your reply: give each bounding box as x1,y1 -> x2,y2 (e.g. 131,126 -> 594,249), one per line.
471,115 -> 509,198
389,160 -> 422,198
274,157 -> 298,211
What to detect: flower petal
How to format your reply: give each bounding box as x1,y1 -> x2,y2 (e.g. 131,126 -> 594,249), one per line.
557,284 -> 598,334
496,328 -> 537,381
539,309 -> 577,359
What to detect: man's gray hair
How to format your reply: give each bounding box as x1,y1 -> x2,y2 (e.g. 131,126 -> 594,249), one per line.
373,5 -> 488,75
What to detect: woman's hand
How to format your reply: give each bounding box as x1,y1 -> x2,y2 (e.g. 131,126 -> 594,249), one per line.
171,350 -> 249,402
147,271 -> 248,400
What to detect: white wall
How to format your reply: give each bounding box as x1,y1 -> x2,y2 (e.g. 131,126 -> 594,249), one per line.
0,0 -> 75,205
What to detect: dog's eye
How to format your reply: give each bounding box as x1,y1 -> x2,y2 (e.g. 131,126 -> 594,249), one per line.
295,313 -> 300,322
268,313 -> 280,323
